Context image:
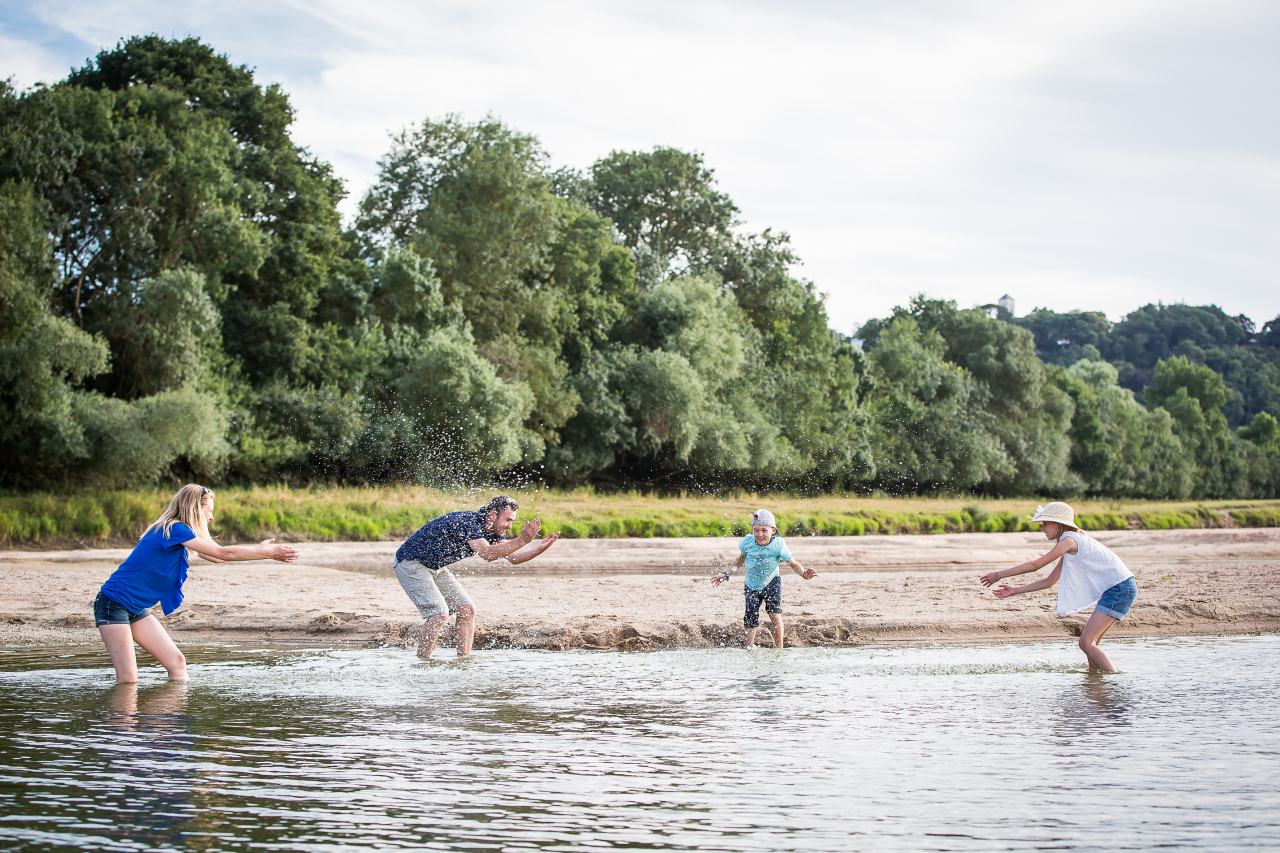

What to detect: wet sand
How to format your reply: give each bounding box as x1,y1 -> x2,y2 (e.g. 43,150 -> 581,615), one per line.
2,528 -> 1278,650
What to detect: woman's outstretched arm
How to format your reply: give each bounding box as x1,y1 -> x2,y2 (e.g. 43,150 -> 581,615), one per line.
183,537 -> 300,563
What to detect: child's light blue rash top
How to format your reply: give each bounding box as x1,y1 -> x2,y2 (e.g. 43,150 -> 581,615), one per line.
737,534 -> 794,591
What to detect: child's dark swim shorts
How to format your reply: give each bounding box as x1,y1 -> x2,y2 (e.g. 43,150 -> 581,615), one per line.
743,575 -> 783,628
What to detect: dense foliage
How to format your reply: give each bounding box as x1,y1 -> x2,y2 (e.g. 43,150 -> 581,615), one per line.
3,36 -> 1278,498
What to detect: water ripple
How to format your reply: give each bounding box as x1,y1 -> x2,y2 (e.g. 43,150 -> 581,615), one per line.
1,636 -> 1278,851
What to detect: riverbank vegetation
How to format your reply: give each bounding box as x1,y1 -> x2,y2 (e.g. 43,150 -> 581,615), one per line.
3,36 -> 1279,500
3,487 -> 1278,549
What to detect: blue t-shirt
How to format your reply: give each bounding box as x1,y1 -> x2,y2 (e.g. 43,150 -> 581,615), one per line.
738,533 -> 794,591
100,522 -> 195,616
396,510 -> 503,569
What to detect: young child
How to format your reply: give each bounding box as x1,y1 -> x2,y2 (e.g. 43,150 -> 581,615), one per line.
710,510 -> 817,648
980,502 -> 1137,672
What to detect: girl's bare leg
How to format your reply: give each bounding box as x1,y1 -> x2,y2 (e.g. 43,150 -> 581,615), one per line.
454,605 -> 476,657
1078,611 -> 1119,672
417,613 -> 449,659
129,616 -> 188,681
769,614 -> 784,649
99,624 -> 139,684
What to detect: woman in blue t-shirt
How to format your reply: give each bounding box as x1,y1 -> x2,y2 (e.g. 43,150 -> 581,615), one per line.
96,484 -> 300,683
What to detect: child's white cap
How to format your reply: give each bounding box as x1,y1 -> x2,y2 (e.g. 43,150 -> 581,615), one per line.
751,509 -> 777,529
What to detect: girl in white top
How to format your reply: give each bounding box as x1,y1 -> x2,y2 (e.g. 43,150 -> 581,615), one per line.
980,502 -> 1137,672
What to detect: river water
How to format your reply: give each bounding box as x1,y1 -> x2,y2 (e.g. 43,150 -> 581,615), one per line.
1,635 -> 1277,851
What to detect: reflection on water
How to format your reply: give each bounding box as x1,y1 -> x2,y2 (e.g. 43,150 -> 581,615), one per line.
1,636 -> 1278,852
1054,674 -> 1134,740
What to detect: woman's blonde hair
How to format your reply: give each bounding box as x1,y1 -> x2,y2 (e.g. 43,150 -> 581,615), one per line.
142,484 -> 213,541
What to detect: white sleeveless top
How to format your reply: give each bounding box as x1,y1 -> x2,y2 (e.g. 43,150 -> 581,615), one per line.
1056,531 -> 1134,615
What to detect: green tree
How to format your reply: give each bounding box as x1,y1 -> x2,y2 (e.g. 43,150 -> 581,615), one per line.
66,35 -> 351,389
589,147 -> 737,285
864,316 -> 1009,491
1202,347 -> 1280,427
358,116 -> 641,454
1104,303 -> 1247,394
549,275 -> 798,483
1014,308 -> 1110,367
717,230 -> 869,481
1238,412 -> 1280,498
0,180 -> 109,485
1143,356 -> 1247,498
357,115 -> 558,343
1050,360 -> 1191,498
879,297 -> 1076,494
0,180 -> 228,487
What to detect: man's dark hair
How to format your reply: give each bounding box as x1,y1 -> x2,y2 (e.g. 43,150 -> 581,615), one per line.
481,496 -> 519,517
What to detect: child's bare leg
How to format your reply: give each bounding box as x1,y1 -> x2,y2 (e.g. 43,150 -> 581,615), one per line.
99,624 -> 139,683
745,627 -> 758,648
130,616 -> 187,681
1078,611 -> 1118,672
454,605 -> 476,657
769,613 -> 784,649
417,613 -> 449,659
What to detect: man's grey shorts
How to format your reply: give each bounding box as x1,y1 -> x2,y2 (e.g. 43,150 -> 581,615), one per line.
393,557 -> 481,620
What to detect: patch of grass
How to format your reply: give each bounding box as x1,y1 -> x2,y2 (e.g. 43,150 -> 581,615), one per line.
0,487 -> 1277,549
1230,507 -> 1280,528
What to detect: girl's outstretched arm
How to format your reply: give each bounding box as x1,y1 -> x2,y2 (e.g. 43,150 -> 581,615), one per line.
980,537 -> 1076,587
995,560 -> 1062,599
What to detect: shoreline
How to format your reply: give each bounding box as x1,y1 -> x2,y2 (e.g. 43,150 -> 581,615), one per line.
3,529 -> 1278,652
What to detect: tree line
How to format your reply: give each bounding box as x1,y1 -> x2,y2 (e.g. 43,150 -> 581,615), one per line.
2,36 -> 1278,498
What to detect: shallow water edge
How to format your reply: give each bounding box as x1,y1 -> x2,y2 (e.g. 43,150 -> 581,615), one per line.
2,636 -> 1278,852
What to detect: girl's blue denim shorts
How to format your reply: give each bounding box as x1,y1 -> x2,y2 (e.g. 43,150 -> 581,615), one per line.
93,592 -> 150,626
1094,577 -> 1137,620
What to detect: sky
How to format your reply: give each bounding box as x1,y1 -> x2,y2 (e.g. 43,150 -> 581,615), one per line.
3,0 -> 1278,334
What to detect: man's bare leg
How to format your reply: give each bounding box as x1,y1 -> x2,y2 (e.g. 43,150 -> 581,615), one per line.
418,613 -> 449,659
454,605 -> 476,657
769,613 -> 784,649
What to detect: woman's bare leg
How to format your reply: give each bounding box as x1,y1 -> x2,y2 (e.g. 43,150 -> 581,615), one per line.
129,616 -> 188,681
417,613 -> 449,659
454,605 -> 476,657
1078,611 -> 1119,672
99,624 -> 138,684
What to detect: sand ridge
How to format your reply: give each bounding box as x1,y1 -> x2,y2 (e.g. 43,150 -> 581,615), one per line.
2,528 -> 1278,650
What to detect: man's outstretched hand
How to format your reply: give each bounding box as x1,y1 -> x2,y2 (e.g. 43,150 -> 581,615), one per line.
518,519 -> 542,542
511,530 -> 559,565
531,531 -> 559,556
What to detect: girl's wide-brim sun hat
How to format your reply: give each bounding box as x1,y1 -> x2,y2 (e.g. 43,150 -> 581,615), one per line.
1027,502 -> 1078,529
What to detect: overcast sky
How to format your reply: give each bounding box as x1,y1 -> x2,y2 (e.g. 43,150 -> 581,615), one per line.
4,0 -> 1278,333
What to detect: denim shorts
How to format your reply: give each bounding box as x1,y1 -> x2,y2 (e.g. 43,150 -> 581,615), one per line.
93,591 -> 151,626
1094,577 -> 1137,620
744,576 -> 783,628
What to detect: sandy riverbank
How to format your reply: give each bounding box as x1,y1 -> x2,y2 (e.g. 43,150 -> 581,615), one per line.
2,529 -> 1278,651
